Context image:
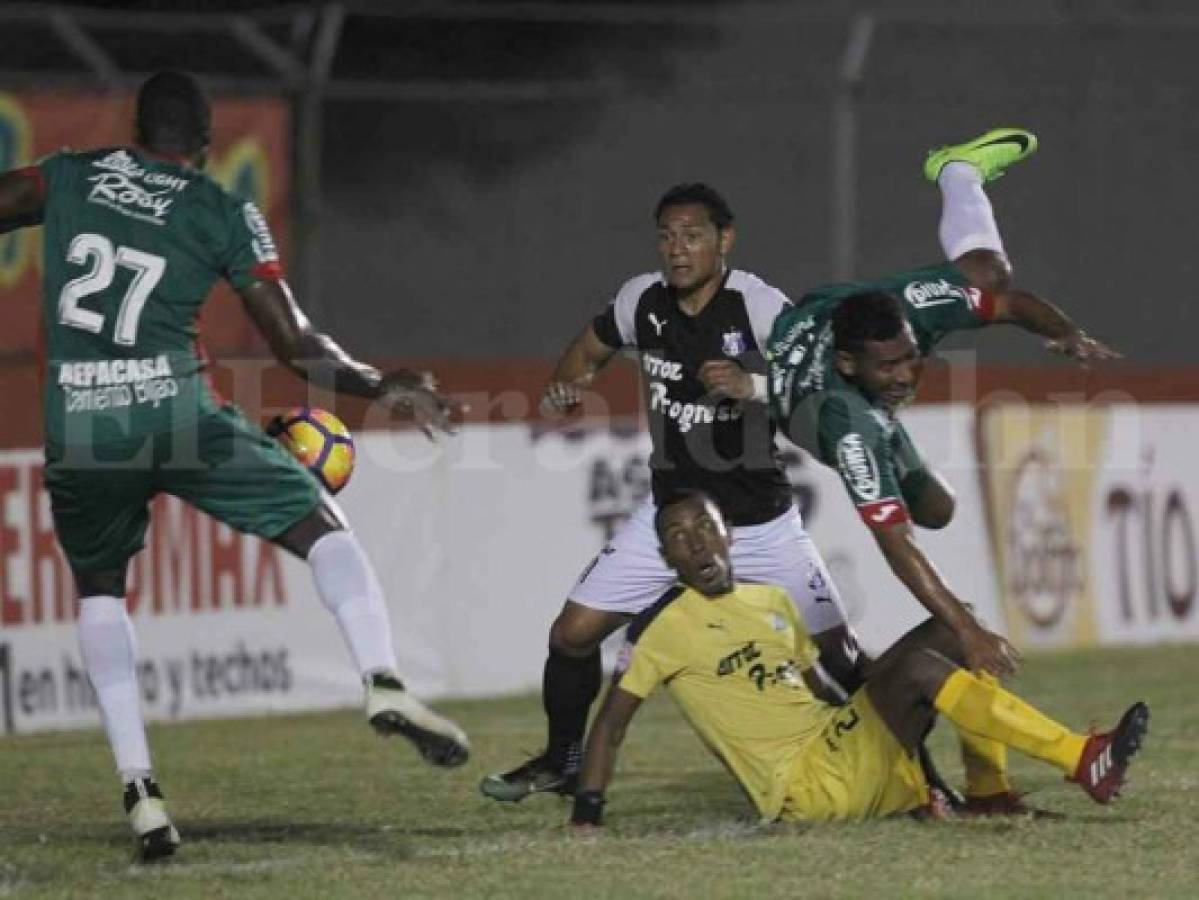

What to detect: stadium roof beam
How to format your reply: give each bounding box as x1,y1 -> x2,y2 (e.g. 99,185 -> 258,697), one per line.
227,16 -> 305,86
46,8 -> 120,88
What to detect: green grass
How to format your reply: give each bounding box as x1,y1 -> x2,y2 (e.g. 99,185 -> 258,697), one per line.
1,644 -> 1195,899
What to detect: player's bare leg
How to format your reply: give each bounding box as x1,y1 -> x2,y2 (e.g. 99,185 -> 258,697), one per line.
74,568 -> 180,862
866,617 -> 1043,815
866,636 -> 1150,808
275,503 -> 469,767
480,601 -> 629,801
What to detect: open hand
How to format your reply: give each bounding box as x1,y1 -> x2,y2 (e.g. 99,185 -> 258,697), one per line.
380,370 -> 463,440
1045,331 -> 1121,366
540,381 -> 583,418
960,622 -> 1021,678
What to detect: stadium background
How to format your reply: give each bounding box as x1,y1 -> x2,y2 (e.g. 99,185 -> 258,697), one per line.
0,0 -> 1197,736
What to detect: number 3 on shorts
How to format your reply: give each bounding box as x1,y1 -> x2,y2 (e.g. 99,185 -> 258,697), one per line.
59,232 -> 165,346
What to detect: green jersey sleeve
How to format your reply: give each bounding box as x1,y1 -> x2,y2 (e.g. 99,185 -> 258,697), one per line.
890,261 -> 997,353
816,394 -> 911,528
221,198 -> 284,290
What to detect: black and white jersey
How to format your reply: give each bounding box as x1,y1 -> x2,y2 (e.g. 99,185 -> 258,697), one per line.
592,269 -> 793,526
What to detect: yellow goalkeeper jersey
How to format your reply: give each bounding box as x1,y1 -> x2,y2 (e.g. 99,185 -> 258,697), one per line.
616,581 -> 834,820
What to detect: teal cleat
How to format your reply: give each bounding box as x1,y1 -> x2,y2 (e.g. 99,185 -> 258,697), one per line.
924,127 -> 1038,183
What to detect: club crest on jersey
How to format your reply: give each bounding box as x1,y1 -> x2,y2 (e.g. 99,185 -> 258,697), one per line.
721,328 -> 746,357
836,433 -> 881,502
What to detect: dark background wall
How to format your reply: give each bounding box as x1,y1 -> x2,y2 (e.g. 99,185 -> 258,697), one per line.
311,6 -> 1199,366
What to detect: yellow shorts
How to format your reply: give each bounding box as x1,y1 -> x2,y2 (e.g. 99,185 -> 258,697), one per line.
780,692 -> 928,821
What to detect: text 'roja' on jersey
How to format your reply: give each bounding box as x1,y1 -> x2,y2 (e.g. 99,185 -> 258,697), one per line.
592,269 -> 793,526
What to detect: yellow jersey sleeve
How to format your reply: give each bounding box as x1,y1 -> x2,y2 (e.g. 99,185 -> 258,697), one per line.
617,643 -> 665,699
616,612 -> 684,699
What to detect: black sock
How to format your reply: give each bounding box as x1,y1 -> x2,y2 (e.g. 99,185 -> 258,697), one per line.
542,648 -> 601,773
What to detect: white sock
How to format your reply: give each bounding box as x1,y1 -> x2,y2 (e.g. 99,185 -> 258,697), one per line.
307,530 -> 398,678
77,595 -> 152,782
937,161 -> 1007,261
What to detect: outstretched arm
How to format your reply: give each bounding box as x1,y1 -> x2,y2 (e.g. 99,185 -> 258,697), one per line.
541,323 -> 619,416
570,685 -> 643,828
991,288 -> 1119,364
0,169 -> 45,234
238,278 -> 458,438
872,522 -> 1019,677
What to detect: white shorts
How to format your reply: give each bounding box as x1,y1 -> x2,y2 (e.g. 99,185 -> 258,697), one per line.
569,498 -> 849,635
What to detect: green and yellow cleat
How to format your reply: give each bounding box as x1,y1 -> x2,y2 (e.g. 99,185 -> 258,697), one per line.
923,127 -> 1038,183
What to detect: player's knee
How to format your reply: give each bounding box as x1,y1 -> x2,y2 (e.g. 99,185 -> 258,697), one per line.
549,609 -> 605,657
274,503 -> 345,558
900,648 -> 957,699
955,248 -> 1011,293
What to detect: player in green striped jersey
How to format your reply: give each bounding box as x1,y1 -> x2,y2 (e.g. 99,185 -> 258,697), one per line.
0,71 -> 469,861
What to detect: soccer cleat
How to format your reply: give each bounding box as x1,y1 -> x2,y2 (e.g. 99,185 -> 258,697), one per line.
1070,701 -> 1150,804
479,753 -> 578,803
923,127 -> 1038,184
123,777 -> 180,863
367,673 -> 470,768
955,790 -> 1063,820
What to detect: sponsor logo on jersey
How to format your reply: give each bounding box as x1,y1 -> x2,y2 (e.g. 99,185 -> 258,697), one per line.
836,433 -> 881,502
721,328 -> 746,357
242,201 -> 279,263
648,382 -> 741,433
858,498 -> 908,527
902,279 -> 977,309
770,314 -> 816,355
648,312 -> 667,336
86,150 -> 190,224
642,354 -> 683,381
58,354 -> 180,414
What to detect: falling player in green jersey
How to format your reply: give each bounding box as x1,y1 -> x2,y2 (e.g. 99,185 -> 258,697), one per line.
0,71 -> 469,861
761,129 -> 1117,813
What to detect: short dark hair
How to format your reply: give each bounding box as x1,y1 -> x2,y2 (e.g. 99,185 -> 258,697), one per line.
653,183 -> 734,230
653,489 -> 723,541
135,70 -> 211,155
831,290 -> 907,353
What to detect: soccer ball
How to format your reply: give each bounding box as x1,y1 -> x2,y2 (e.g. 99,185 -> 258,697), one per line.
268,407 -> 356,494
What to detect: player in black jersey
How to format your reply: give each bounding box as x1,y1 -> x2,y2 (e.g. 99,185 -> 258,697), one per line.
481,184 -> 861,802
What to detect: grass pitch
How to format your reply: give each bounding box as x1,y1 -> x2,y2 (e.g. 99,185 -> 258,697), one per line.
0,644 -> 1195,899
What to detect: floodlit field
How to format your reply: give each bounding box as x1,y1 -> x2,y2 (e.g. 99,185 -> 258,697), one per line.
0,644 -> 1195,899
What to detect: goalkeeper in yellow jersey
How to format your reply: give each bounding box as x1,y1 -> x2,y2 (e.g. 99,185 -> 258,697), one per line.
570,491 -> 1149,825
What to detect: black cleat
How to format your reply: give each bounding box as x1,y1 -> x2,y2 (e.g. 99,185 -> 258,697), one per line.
123,777 -> 180,863
479,753 -> 577,803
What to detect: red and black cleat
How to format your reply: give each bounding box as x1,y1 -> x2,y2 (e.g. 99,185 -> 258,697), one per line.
1070,701 -> 1150,804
